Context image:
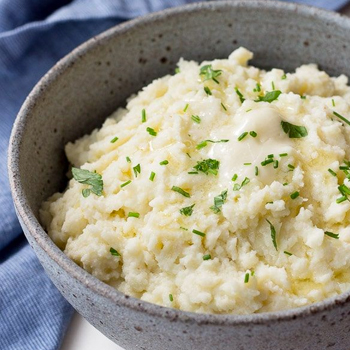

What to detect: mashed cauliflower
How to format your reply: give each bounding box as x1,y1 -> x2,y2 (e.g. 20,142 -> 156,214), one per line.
40,48 -> 350,314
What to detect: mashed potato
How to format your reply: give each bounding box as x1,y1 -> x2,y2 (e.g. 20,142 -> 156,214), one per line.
40,48 -> 350,314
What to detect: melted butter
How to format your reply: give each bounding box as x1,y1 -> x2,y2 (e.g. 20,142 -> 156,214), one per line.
207,107 -> 293,187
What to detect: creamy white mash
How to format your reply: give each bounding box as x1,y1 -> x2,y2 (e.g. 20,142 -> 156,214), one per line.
40,48 -> 350,314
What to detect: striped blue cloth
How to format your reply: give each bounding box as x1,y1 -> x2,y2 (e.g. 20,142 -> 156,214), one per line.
0,0 -> 348,349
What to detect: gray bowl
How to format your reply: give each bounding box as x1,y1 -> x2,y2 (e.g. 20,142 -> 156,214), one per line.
8,1 -> 350,349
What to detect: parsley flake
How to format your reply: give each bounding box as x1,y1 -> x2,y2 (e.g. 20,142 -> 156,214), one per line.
110,247 -> 121,256
110,136 -> 119,143
128,212 -> 140,218
72,167 -> 103,197
200,64 -> 222,84
133,164 -> 141,177
203,254 -> 211,260
281,121 -> 308,138
180,204 -> 195,216
194,159 -> 219,175
146,127 -> 157,136
255,90 -> 281,103
149,172 -> 156,181
210,190 -> 228,213
160,160 -> 169,165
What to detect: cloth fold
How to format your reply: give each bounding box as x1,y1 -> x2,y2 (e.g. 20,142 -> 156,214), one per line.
0,1 -> 348,349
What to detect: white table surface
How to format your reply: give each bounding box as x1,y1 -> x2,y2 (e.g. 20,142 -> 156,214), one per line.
59,5 -> 350,350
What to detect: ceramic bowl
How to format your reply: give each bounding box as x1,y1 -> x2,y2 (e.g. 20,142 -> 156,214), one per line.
8,1 -> 350,349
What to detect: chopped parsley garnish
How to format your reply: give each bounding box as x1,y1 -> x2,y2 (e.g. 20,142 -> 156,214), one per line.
266,219 -> 277,251
300,95 -> 306,99
332,99 -> 336,107
255,90 -> 281,103
128,212 -> 140,218
255,166 -> 259,176
290,191 -> 300,199
232,174 -> 238,181
281,121 -> 308,138
221,102 -> 227,111
169,294 -> 174,302
244,273 -> 250,283
281,73 -> 287,80
235,87 -> 245,103
142,109 -> 146,123
194,158 -> 220,175
72,167 -> 103,197
249,131 -> 257,138
160,160 -> 169,165
336,196 -> 347,204
120,180 -> 131,188
172,186 -> 190,197
110,247 -> 120,256
210,190 -> 228,213
188,171 -> 198,175
279,153 -> 288,157
233,177 -> 250,191
126,156 -> 131,163
283,182 -> 289,186
199,64 -> 222,84
274,160 -> 279,169
288,164 -> 295,170
175,67 -> 180,74
196,139 -> 229,149
204,86 -> 212,96
110,136 -> 119,143
253,83 -> 261,92
146,127 -> 157,136
268,154 -> 274,158
203,254 -> 211,260
191,115 -> 201,124
133,164 -> 141,177
261,158 -> 274,166
193,229 -> 205,237
328,169 -> 337,177
180,204 -> 195,216
238,132 -> 248,141
284,251 -> 292,256
149,172 -> 156,181
333,111 -> 350,126
324,231 -> 339,239
184,103 -> 189,112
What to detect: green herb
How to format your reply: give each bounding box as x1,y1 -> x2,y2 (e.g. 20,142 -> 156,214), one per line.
249,131 -> 257,138
204,86 -> 212,96
333,111 -> 350,126
172,186 -> 190,197
110,136 -> 119,143
290,191 -> 299,199
268,154 -> 274,158
142,109 -> 146,123
196,139 -> 229,149
194,159 -> 219,175
184,103 -> 189,112
193,229 -> 205,237
279,153 -> 288,157
72,167 -> 103,197
186,153 -> 191,158
120,180 -> 131,188
328,169 -> 337,177
203,254 -> 211,260
255,166 -> 259,176
251,271 -> 255,276
238,132 -> 248,141
180,204 -> 195,216
336,196 -> 347,204
244,163 -> 251,166
338,184 -> 350,196
281,73 -> 287,80
235,87 -> 245,103
271,81 -> 275,90
233,177 -> 250,191
246,108 -> 252,113
128,212 -> 140,218
175,67 -> 180,74
126,156 -> 131,163
244,273 -> 250,283
266,219 -> 277,251
188,171 -> 198,175
283,182 -> 289,186
324,231 -> 339,239
160,160 -> 169,165
110,247 -> 120,256
169,294 -> 174,302
180,227 -> 188,231
255,90 -> 281,103
340,166 -> 350,170
133,164 -> 141,177
146,127 -> 157,136
191,115 -> 201,124
210,190 -> 228,213
274,160 -> 279,169
281,121 -> 308,138
284,251 -> 292,256
288,164 -> 295,170
332,99 -> 336,107
261,159 -> 274,166
199,64 -> 222,83
300,95 -> 306,99
149,172 -> 156,181
221,102 -> 227,111
253,83 -> 261,92
232,174 -> 238,181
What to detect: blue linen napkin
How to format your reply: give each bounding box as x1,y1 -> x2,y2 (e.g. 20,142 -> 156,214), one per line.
0,0 -> 348,349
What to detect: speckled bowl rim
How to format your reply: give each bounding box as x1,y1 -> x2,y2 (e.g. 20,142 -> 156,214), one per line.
8,0 -> 350,326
